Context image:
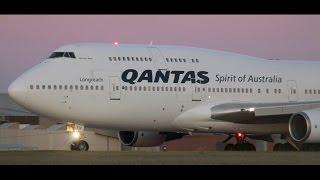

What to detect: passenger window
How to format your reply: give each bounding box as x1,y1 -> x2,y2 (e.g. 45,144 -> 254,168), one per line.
54,85 -> 57,90
174,58 -> 178,62
314,90 -> 317,94
279,89 -> 281,94
42,85 -> 46,90
134,86 -> 137,91
203,88 -> 206,92
241,88 -> 244,93
213,88 -> 215,92
80,85 -> 83,90
225,88 -> 228,93
64,85 -> 68,90
30,85 -> 33,90
36,85 -> 39,90
122,57 -> 126,61
127,57 -> 130,61
143,86 -> 146,91
196,59 -> 199,63
131,57 -> 135,61
156,87 -> 160,91
101,86 -> 104,90
75,85 -> 78,90
85,85 -> 89,90
170,58 -> 173,62
179,58 -> 182,62
144,57 -> 148,61
266,89 -> 269,94
108,57 -> 112,61
169,87 -> 173,91
48,85 -> 51,90
148,86 -> 151,91
59,85 -> 62,90
309,90 -> 312,94
129,86 -> 132,91
245,88 -> 248,93
183,59 -> 186,62
229,88 -> 232,93
233,88 -> 236,93
217,88 -> 219,92
258,89 -> 261,93
70,85 -> 73,90
191,59 -> 194,63
237,88 -> 240,93
179,87 -> 181,92
96,85 -> 99,90
166,58 -> 169,62
113,57 -> 117,61
305,89 -> 308,94
138,86 -> 141,91
149,58 -> 152,61
140,57 -> 143,61
183,87 -> 186,92
48,52 -> 64,59
153,86 -> 156,91
165,87 -> 168,91
208,88 -> 211,92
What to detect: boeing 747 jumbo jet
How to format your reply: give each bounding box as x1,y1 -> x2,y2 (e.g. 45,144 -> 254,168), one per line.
8,43 -> 320,151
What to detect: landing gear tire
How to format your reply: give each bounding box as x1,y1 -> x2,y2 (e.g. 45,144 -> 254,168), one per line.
225,144 -> 234,151
70,140 -> 89,151
224,143 -> 255,151
273,143 -> 296,151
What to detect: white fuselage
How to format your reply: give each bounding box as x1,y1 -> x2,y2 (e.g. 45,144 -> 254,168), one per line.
8,43 -> 320,134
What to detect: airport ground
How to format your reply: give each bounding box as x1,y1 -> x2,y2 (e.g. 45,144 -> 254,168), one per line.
0,151 -> 320,165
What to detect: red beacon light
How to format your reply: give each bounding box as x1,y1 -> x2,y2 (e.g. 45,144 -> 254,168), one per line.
236,132 -> 245,141
113,41 -> 119,46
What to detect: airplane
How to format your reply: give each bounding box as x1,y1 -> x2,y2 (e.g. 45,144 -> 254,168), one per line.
7,42 -> 320,151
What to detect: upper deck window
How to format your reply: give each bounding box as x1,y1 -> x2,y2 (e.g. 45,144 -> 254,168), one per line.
48,52 -> 76,59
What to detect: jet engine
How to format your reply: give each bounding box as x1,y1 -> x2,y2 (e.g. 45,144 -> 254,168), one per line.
289,109 -> 320,143
118,131 -> 184,147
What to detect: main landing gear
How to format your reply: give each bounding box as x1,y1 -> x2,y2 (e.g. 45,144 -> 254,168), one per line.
223,132 -> 256,151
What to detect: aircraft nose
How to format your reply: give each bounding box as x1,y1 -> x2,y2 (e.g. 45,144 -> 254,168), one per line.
8,77 -> 27,105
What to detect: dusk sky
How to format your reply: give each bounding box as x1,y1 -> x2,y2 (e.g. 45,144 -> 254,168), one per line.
1,15 -> 320,92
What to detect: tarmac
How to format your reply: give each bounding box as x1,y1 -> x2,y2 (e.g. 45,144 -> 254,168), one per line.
1,151 -> 320,165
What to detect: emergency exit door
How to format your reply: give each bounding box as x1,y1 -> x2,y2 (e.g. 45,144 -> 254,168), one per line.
109,77 -> 121,100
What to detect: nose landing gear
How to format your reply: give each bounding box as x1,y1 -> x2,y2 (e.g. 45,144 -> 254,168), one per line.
223,132 -> 256,151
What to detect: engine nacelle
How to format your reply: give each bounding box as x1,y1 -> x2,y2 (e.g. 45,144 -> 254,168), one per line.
118,131 -> 185,147
289,109 -> 320,143
118,131 -> 166,147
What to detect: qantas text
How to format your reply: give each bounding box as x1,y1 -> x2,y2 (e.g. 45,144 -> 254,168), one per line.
121,69 -> 209,84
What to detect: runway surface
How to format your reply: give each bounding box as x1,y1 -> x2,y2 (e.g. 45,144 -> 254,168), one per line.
0,151 -> 320,165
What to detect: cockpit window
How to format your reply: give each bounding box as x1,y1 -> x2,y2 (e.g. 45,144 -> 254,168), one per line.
48,52 -> 76,59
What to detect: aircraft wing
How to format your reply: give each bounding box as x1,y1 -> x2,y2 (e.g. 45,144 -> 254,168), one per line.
210,101 -> 320,124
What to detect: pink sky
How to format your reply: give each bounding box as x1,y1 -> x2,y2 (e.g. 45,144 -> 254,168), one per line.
1,15 -> 320,92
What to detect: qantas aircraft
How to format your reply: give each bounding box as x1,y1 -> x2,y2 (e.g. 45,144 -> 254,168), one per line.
8,42 -> 320,151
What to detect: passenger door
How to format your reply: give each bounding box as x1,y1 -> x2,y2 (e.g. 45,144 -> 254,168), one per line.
192,85 -> 201,101
147,47 -> 167,70
287,80 -> 298,102
109,76 -> 121,100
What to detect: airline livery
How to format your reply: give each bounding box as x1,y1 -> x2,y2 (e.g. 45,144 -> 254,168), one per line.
8,43 -> 320,151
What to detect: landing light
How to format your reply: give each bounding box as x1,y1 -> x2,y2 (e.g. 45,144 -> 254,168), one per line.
72,131 -> 80,140
113,41 -> 119,46
248,108 -> 255,112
